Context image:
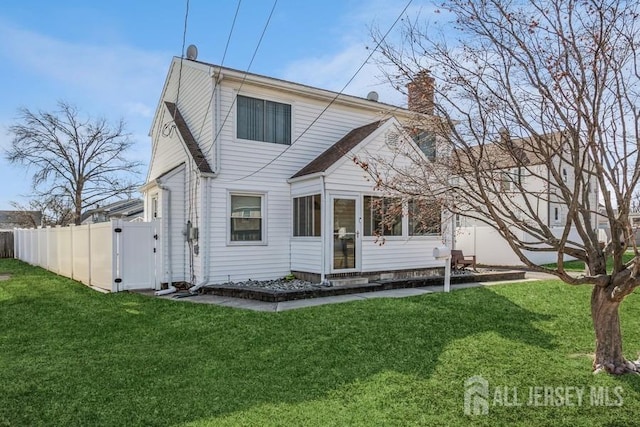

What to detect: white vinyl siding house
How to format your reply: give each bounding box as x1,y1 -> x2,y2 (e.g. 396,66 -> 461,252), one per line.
143,57 -> 445,288
453,136 -> 599,266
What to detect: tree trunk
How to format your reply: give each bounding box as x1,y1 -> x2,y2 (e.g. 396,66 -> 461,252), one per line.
591,286 -> 629,374
75,186 -> 83,226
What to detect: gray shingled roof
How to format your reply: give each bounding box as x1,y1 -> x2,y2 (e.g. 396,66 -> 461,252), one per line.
164,101 -> 214,174
291,120 -> 385,179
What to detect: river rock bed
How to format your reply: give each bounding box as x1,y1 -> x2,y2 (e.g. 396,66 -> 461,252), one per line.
217,268 -> 486,291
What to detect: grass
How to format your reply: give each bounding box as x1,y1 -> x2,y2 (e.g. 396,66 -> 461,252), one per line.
1,259 -> 640,426
543,251 -> 636,272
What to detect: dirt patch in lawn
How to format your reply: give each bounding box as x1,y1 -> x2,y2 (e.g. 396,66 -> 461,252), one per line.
0,274 -> 10,281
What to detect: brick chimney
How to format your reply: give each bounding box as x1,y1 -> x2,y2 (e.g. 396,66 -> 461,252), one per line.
407,70 -> 435,115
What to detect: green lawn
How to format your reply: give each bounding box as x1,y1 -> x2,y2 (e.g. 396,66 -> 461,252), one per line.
543,252 -> 636,272
1,259 -> 640,426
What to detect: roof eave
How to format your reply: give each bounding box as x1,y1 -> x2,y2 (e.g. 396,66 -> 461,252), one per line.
287,172 -> 326,184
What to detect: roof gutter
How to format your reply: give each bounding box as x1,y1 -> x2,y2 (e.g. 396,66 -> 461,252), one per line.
287,172 -> 326,184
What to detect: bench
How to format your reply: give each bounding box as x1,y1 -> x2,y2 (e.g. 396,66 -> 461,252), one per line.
451,249 -> 477,271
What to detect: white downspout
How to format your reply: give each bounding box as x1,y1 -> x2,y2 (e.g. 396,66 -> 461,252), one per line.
320,175 -> 327,285
189,176 -> 210,294
187,72 -> 220,295
155,181 -> 176,296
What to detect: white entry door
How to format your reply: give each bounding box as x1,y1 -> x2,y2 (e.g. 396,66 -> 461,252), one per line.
331,195 -> 360,272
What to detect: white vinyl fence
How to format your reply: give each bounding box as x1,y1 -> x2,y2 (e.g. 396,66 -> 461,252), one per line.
455,226 -> 580,266
13,220 -> 159,292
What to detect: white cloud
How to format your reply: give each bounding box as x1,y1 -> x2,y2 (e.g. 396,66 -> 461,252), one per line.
282,42 -> 406,107
0,19 -> 167,122
125,102 -> 155,119
0,21 -> 166,208
278,0 -> 439,108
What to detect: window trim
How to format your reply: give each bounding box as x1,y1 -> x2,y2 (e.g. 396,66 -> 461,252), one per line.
227,191 -> 268,246
235,93 -> 293,145
412,129 -> 437,161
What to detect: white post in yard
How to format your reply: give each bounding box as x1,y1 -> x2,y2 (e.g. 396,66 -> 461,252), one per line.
444,254 -> 451,293
433,245 -> 452,293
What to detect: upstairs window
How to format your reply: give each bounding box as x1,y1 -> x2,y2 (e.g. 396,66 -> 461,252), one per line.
237,95 -> 291,145
363,196 -> 402,236
501,167 -> 525,191
293,195 -> 321,237
413,130 -> 436,161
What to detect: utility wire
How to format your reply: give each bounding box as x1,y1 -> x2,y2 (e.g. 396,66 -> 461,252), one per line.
192,0 -> 243,235
224,0 -> 414,182
195,0 -> 278,168
173,0 -> 190,123
196,0 -> 242,143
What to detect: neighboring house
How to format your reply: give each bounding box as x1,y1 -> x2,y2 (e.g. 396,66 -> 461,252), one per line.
597,207 -> 640,246
142,56 -> 446,287
80,199 -> 145,225
0,210 -> 42,231
453,131 -> 599,265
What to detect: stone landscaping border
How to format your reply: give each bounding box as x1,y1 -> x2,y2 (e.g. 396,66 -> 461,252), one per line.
200,270 -> 526,303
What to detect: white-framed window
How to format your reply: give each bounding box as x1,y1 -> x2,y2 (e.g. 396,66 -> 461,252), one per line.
408,198 -> 441,236
363,196 -> 402,237
293,194 -> 321,237
237,95 -> 291,145
501,167 -> 526,191
412,130 -> 436,161
562,168 -> 568,182
229,193 -> 266,243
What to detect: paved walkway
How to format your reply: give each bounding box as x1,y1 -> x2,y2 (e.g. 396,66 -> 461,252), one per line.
139,271 -> 555,312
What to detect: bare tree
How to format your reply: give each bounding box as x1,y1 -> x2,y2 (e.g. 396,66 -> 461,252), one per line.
5,102 -> 142,225
10,197 -> 74,227
631,191 -> 640,213
370,0 -> 640,374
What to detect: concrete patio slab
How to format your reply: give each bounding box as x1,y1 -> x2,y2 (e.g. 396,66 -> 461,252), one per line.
275,294 -> 366,311
132,271 -> 553,312
353,287 -> 434,299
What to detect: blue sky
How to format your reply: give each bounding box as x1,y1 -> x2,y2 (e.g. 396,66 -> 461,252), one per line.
0,0 -> 439,210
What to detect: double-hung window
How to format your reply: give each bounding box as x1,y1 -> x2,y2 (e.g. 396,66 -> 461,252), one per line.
230,194 -> 264,242
237,95 -> 291,145
293,195 -> 321,237
501,167 -> 525,191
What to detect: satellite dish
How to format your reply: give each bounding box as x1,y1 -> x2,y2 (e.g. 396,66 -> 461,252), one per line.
366,91 -> 379,102
186,44 -> 198,60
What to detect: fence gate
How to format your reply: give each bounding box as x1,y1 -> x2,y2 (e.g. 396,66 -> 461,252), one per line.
115,221 -> 160,291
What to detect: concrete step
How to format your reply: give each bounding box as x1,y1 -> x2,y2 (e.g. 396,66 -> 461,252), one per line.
330,277 -> 369,286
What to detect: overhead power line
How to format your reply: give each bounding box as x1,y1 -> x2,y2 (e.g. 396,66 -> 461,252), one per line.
223,0 -> 414,182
